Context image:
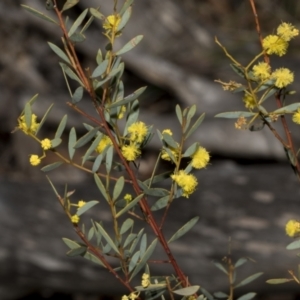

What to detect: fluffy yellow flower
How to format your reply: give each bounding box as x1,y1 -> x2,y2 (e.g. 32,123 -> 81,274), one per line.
285,219 -> 300,237
162,129 -> 173,135
243,93 -> 256,109
262,35 -> 288,56
41,138 -> 52,150
128,121 -> 148,144
103,14 -> 121,31
29,154 -> 41,166
121,143 -> 141,161
18,114 -> 39,135
191,147 -> 210,169
124,194 -> 132,203
96,135 -> 113,153
271,68 -> 294,88
292,109 -> 300,124
71,215 -> 80,224
252,62 -> 271,81
141,273 -> 150,288
277,22 -> 299,42
77,200 -> 86,208
171,170 -> 198,198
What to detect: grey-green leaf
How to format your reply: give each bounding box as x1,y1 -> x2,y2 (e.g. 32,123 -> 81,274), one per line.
168,216 -> 199,243
173,286 -> 200,296
48,42 -> 71,64
212,261 -> 228,275
67,246 -> 87,257
213,291 -> 228,298
115,35 -> 143,56
95,222 -> 120,254
68,127 -> 77,160
151,196 -> 170,211
273,103 -> 300,114
91,59 -> 109,78
129,250 -> 140,273
234,257 -> 248,268
51,138 -> 62,148
60,63 -> 83,85
83,252 -> 105,267
41,162 -> 63,172
120,0 -> 134,15
36,104 -> 54,135
109,86 -> 147,109
236,292 -> 256,300
182,143 -> 198,157
72,86 -> 84,104
77,200 -> 99,216
120,218 -> 134,235
62,0 -> 79,12
185,113 -> 205,139
266,278 -> 293,284
24,103 -> 32,130
215,111 -> 256,119
55,115 -> 68,139
286,239 -> 300,250
130,238 -> 157,281
94,174 -> 108,202
116,194 -> 144,218
21,5 -> 58,25
235,272 -> 263,288
74,127 -> 99,149
68,9 -> 88,37
82,134 -> 102,165
90,8 -> 105,20
113,176 -> 125,201
117,6 -> 132,31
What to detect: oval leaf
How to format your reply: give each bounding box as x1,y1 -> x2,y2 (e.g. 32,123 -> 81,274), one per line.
68,127 -> 77,160
151,196 -> 170,211
236,292 -> 256,300
62,0 -> 79,12
113,176 -> 125,201
266,278 -> 293,284
116,194 -> 144,218
77,200 -> 99,216
168,216 -> 199,243
94,173 -> 108,202
41,161 -> 63,172
55,115 -> 68,139
235,272 -> 263,288
173,286 -> 200,296
95,222 -> 120,255
21,5 -> 58,25
72,87 -> 84,104
91,59 -> 109,78
215,111 -> 256,119
115,35 -> 143,56
273,103 -> 300,114
120,218 -> 134,235
68,9 -> 88,37
286,239 -> 300,250
48,42 -> 71,64
74,127 -> 99,149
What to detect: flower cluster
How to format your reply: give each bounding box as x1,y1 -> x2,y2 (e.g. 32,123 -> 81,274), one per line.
121,292 -> 139,300
18,114 -> 39,135
141,273 -> 150,288
285,219 -> 300,237
292,109 -> 300,124
171,170 -> 198,198
243,93 -> 256,109
121,121 -> 148,161
124,194 -> 133,204
41,138 -> 52,150
103,14 -> 122,36
191,146 -> 210,169
71,214 -> 80,224
96,135 -> 113,153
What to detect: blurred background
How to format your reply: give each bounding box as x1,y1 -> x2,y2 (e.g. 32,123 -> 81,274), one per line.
2,0 -> 300,299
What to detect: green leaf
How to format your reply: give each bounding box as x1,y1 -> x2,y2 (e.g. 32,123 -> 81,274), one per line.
96,49 -> 103,65
151,196 -> 170,211
77,200 -> 99,216
109,86 -> 147,109
235,272 -> 263,288
168,216 -> 199,243
182,143 -> 198,157
91,59 -> 109,78
144,188 -> 169,197
212,261 -> 228,275
129,229 -> 144,254
286,239 -> 300,250
115,35 -> 143,56
55,115 -> 68,139
92,153 -> 104,173
213,291 -> 228,298
82,134 -> 102,165
83,251 -> 106,267
74,127 -> 99,149
68,127 -> 77,160
24,103 -> 32,130
67,246 -> 87,257
130,238 -> 158,281
230,63 -> 245,78
72,86 -> 84,104
113,176 -> 125,201
235,257 -> 249,268
36,104 -> 54,135
124,233 -> 137,248
140,234 -> 147,258
21,5 -> 58,25
123,100 -> 140,135
46,175 -> 59,197
129,250 -> 140,273
273,103 -> 300,114
62,0 -> 79,12
116,194 -> 144,218
94,173 -> 109,202
48,43 -> 71,64
215,111 -> 256,119
62,238 -> 81,249
162,132 -> 178,148
175,104 -> 183,125
89,8 -> 104,20
185,113 -> 205,139
95,222 -> 120,254
70,32 -> 86,43
120,218 -> 134,235
120,0 -> 134,15
187,104 -> 197,122
41,162 -> 63,172
236,293 -> 256,300
60,63 -> 83,85
117,6 -> 132,31
105,146 -> 114,173
88,227 -> 94,241
266,278 -> 293,284
51,138 -> 62,148
173,286 -> 200,296
68,9 -> 88,37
